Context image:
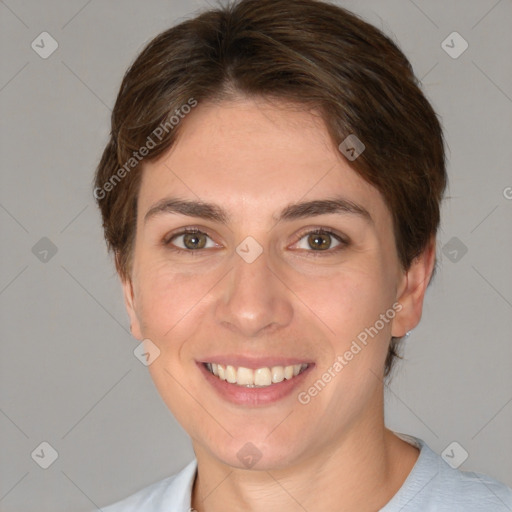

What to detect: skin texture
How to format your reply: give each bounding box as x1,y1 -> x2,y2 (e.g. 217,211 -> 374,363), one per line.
122,97 -> 436,511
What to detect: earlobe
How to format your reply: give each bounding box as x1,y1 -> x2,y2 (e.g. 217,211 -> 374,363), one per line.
391,238 -> 437,338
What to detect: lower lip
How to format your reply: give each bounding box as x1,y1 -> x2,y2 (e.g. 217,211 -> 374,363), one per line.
197,362 -> 314,407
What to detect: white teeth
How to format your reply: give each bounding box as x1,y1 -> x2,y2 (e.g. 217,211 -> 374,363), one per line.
254,367 -> 272,386
271,366 -> 284,383
205,363 -> 309,387
225,365 -> 237,383
236,366 -> 253,385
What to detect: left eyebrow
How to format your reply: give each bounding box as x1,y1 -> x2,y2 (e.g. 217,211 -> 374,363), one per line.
278,197 -> 373,224
143,196 -> 372,225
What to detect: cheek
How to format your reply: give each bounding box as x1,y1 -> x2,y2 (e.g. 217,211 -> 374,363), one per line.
133,259 -> 231,370
134,265 -> 214,417
307,267 -> 396,404
134,261 -> 207,339
306,264 -> 395,338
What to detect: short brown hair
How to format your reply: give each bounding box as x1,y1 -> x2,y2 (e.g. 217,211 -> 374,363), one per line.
94,0 -> 446,377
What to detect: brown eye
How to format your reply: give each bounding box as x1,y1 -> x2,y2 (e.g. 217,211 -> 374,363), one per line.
293,228 -> 347,254
166,229 -> 215,251
183,232 -> 207,249
307,232 -> 332,250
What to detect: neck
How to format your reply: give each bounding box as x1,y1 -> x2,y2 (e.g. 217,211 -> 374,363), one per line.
191,414 -> 419,511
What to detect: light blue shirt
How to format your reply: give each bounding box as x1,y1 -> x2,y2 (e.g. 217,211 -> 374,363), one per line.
101,435 -> 512,511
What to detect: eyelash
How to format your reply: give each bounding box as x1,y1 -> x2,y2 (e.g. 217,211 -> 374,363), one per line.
163,227 -> 348,257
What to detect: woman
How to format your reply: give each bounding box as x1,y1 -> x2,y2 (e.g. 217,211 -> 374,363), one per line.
93,0 -> 512,510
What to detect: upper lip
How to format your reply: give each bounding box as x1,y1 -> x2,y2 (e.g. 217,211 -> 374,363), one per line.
198,355 -> 314,370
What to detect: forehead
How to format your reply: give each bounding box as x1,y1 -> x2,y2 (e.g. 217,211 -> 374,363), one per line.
137,97 -> 389,225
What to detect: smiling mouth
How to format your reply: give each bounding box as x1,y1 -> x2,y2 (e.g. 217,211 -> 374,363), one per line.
203,362 -> 310,388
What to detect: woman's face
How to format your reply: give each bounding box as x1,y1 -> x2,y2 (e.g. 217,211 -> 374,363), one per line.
123,97 -> 429,470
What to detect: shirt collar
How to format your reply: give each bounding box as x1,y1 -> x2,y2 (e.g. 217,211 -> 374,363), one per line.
156,458 -> 197,511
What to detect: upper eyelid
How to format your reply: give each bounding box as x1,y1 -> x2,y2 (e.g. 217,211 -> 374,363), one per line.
164,228 -> 216,247
293,227 -> 346,241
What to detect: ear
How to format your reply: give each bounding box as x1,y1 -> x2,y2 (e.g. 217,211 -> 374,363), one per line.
391,237 -> 437,338
121,273 -> 143,341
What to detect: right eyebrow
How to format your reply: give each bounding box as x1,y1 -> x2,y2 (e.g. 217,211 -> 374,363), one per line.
144,198 -> 229,225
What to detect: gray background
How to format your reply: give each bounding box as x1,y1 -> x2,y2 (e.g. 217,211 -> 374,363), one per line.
0,0 -> 511,510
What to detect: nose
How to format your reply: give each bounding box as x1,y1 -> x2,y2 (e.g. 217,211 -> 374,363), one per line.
214,247 -> 294,338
